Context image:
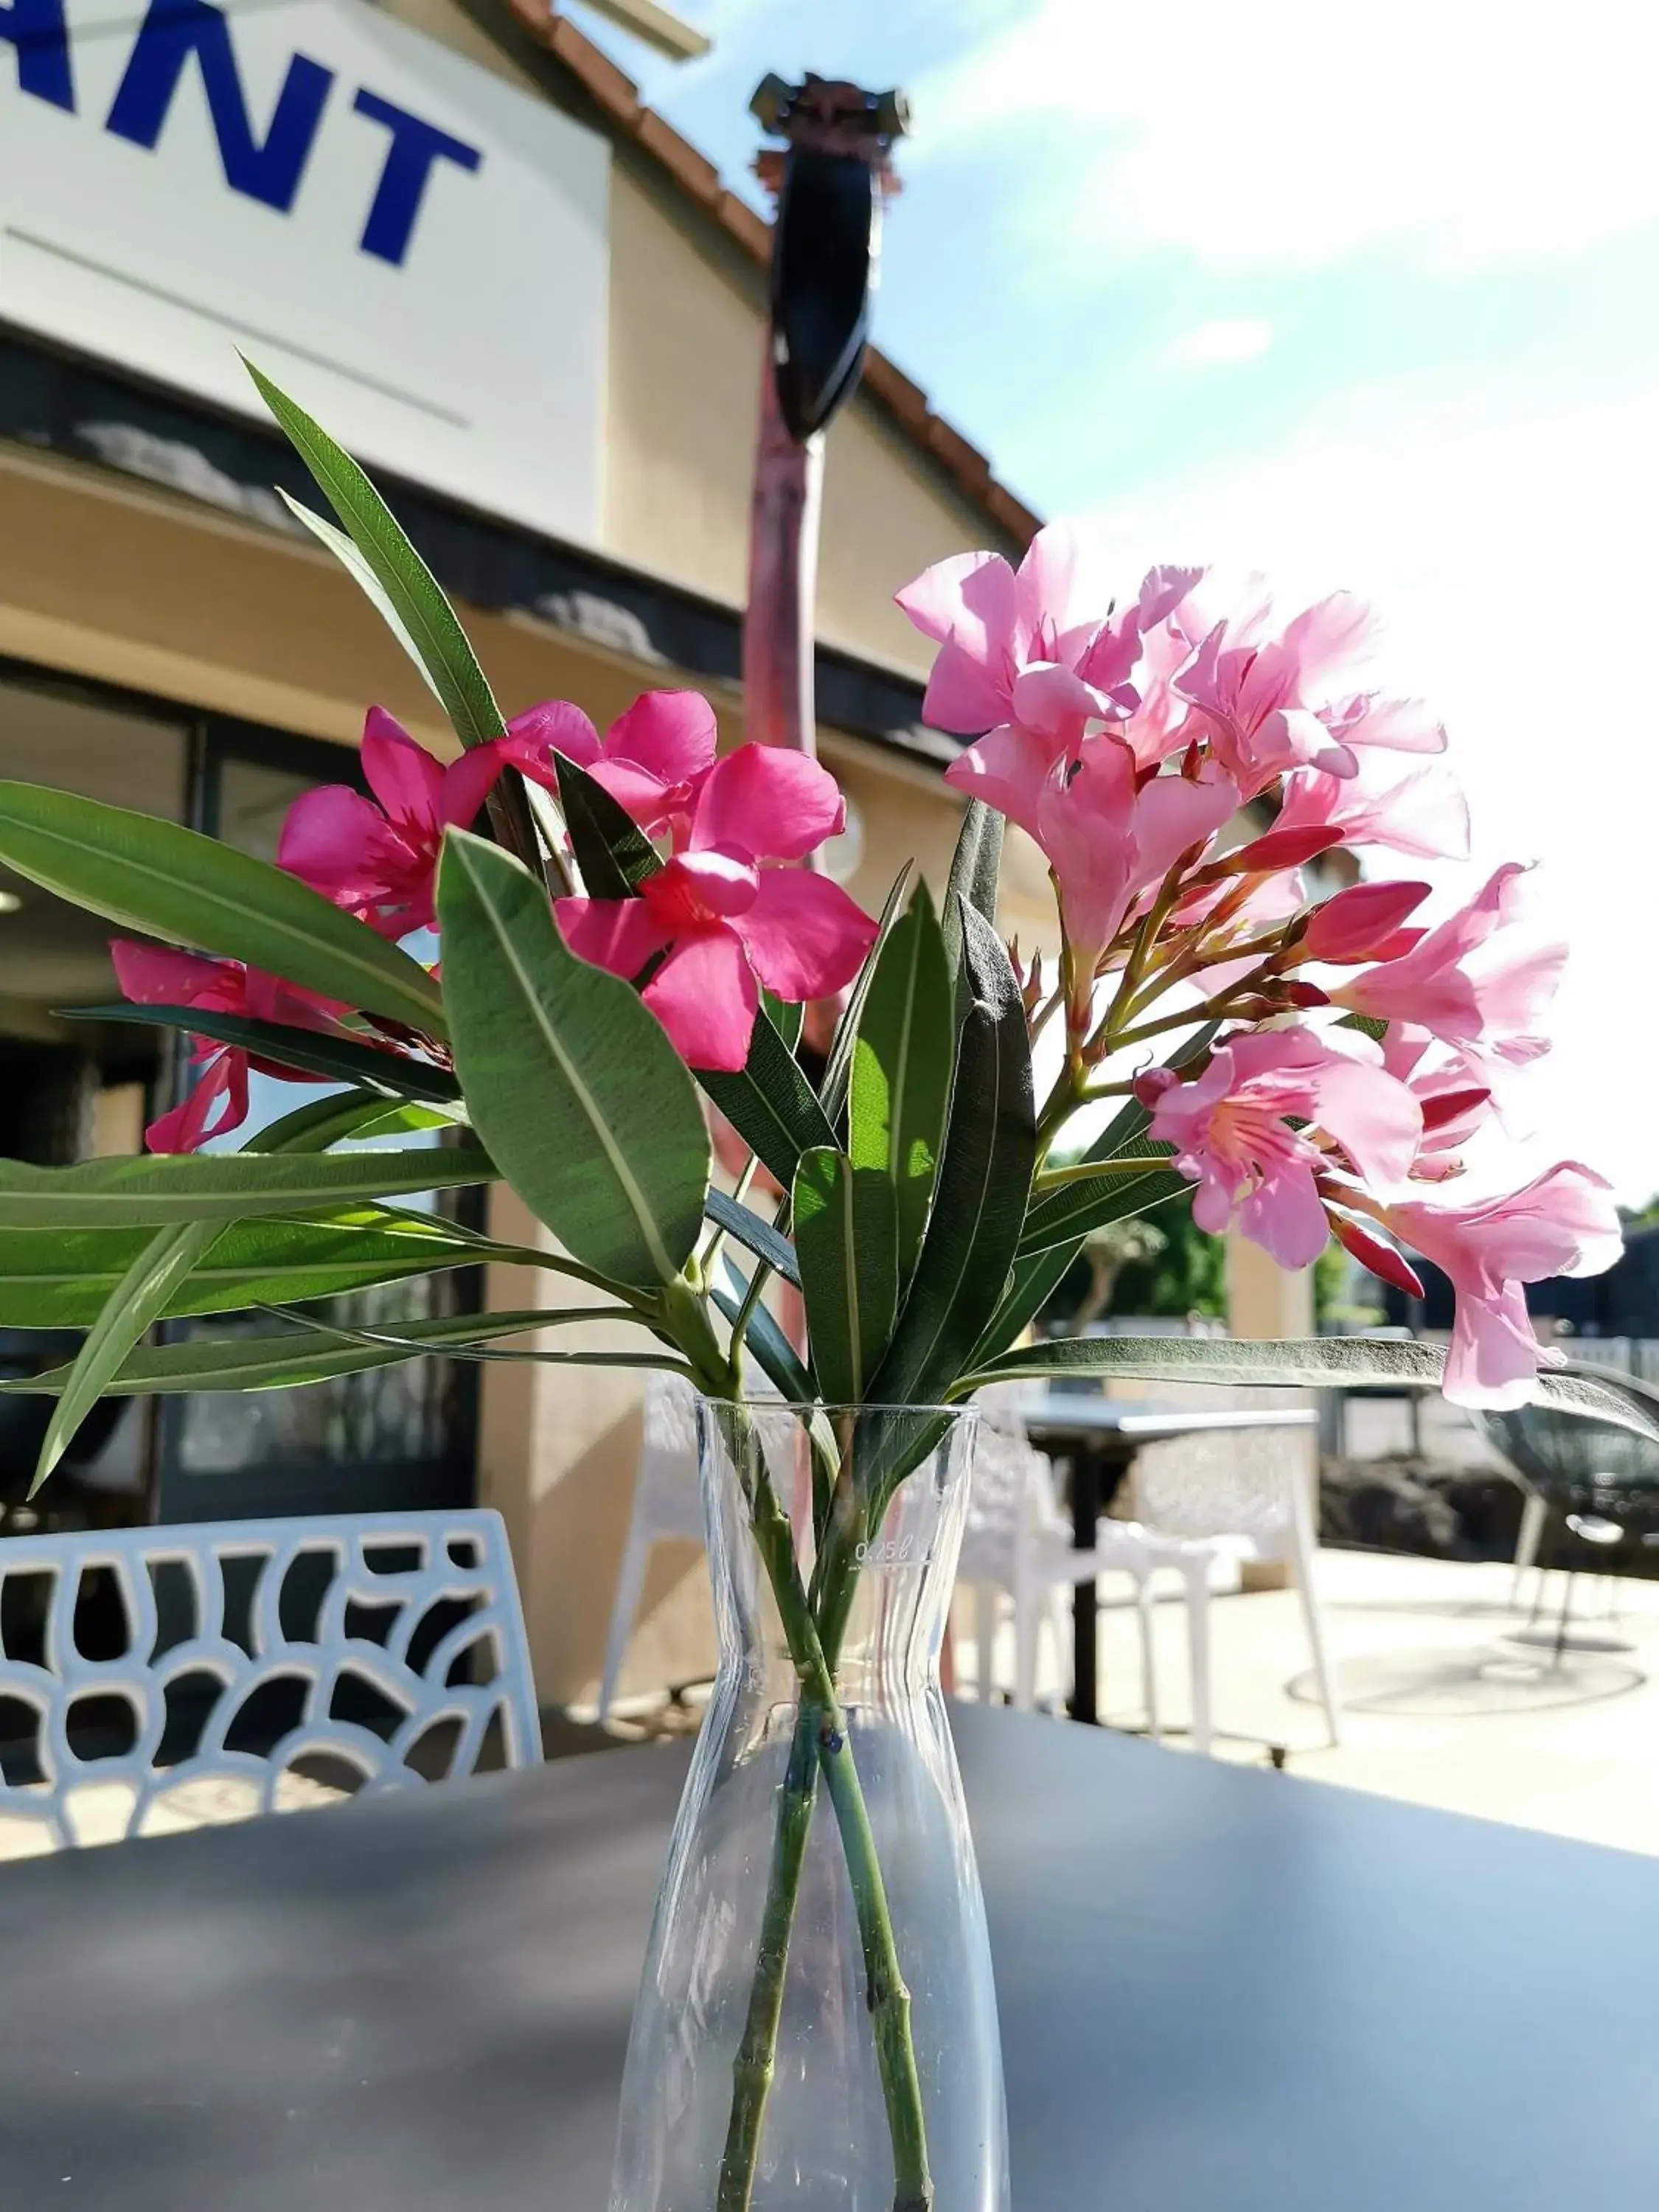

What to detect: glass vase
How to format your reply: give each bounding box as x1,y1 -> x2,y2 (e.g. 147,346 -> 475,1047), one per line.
608,1399 -> 1008,2212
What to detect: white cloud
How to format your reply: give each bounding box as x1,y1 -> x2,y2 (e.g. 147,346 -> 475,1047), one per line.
1074,370 -> 1659,1196
1164,317 -> 1274,366
911,1 -> 1659,272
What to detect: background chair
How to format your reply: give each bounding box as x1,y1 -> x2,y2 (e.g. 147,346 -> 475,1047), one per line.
0,1509 -> 539,1856
597,1372 -> 703,1726
958,1388 -> 1161,1719
1130,1415 -> 1342,1751
1476,1403 -> 1659,1655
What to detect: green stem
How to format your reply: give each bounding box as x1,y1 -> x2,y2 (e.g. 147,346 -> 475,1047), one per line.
713,1415 -> 933,2212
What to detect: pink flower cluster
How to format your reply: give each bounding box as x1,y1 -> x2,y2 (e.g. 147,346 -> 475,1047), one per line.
900,526 -> 1620,1408
121,695 -> 874,1150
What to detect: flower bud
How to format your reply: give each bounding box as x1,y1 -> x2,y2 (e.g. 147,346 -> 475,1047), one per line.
1329,1208 -> 1425,1299
1302,880 -> 1431,964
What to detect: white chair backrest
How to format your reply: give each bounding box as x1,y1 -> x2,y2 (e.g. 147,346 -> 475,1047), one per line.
974,1382 -> 1032,1444
1132,1425 -> 1307,1550
959,1425 -> 1065,1582
635,1371 -> 704,1541
0,1509 -> 539,1854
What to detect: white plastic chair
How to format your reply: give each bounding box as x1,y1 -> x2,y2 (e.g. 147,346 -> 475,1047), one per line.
597,1371 -> 703,1725
959,1392 -> 1161,1719
0,1509 -> 540,1855
1130,1419 -> 1342,1752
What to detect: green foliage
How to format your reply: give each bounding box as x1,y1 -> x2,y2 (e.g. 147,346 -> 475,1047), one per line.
793,1148 -> 898,1403
437,829 -> 709,1289
848,879 -> 952,1286
0,782 -> 445,1036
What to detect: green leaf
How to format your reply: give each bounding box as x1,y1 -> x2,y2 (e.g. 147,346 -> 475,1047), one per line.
703,1189 -> 801,1287
868,902 -> 1036,1405
714,1265 -> 815,1405
818,863 -> 913,1129
940,801 -> 1004,1001
765,992 -> 804,1051
29,1220 -> 222,1494
438,829 -> 709,1287
63,1005 -> 462,1106
1018,1151 -> 1188,1254
552,752 -> 661,899
4,1310 -> 608,1398
0,784 -> 445,1037
972,1243 -> 1085,1369
0,1209 -> 509,1329
698,1007 -> 838,1190
0,1147 -> 494,1228
953,1335 -> 1659,1451
248,362 -> 506,754
792,1147 -> 899,1403
276,495 -> 444,709
849,878 -> 953,1284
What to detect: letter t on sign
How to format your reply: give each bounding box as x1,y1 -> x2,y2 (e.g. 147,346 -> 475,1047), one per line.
352,89 -> 481,267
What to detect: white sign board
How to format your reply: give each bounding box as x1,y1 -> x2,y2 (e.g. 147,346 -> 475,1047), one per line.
0,0 -> 609,543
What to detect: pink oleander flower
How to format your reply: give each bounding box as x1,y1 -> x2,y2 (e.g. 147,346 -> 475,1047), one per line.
902,537 -> 1201,838
1331,863 -> 1566,1074
1379,1166 -> 1623,1408
111,941 -> 347,1152
1142,1026 -> 1422,1268
1037,742 -> 1237,1020
279,709 -> 507,939
1174,594 -> 1446,801
1275,754 -> 1471,862
1382,1023 -> 1498,1175
556,745 -> 877,1071
502,689 -> 716,846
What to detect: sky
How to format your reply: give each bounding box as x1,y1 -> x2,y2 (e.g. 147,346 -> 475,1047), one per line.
568,0 -> 1659,1198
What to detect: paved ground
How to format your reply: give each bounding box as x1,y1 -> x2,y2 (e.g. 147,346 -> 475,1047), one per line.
959,1545 -> 1659,1859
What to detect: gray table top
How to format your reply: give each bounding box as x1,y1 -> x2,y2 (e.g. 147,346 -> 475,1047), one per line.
1,1705 -> 1655,2211
1020,1394 -> 1321,1441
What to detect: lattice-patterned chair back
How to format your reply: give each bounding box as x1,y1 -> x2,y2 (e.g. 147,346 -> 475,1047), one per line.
1132,1422 -> 1310,1551
0,1510 -> 538,1857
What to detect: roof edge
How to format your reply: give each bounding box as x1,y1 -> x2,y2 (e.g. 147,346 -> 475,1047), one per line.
501,0 -> 1043,551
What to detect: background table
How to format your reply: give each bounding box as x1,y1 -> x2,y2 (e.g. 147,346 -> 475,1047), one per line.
1020,1394 -> 1321,1722
3,1707 -> 1658,2210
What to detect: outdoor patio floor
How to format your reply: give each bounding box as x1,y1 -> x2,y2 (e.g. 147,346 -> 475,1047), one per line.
961,1545 -> 1659,1859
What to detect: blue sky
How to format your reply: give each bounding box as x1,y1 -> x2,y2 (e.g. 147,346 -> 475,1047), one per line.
570,0 -> 1659,1197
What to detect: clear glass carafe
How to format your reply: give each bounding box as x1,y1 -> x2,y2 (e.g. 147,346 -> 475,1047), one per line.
608,1401 -> 1007,2212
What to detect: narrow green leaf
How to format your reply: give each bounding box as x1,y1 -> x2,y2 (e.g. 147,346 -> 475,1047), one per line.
868,902 -> 1036,1405
4,1310 -> 597,1398
698,1007 -> 838,1189
248,363 -> 506,753
438,830 -> 709,1287
1018,1154 -> 1188,1254
793,1147 -> 900,1403
703,1189 -> 801,1287
29,1220 -> 221,1494
953,1335 -> 1659,1451
63,1004 -> 461,1105
0,1210 -> 507,1329
277,494 -> 443,709
714,1266 -> 814,1405
972,1242 -> 1085,1369
818,863 -> 913,1128
765,992 -> 804,1051
940,800 -> 1004,1001
0,784 -> 445,1037
552,752 -> 661,899
849,878 -> 953,1284
0,1148 -> 493,1228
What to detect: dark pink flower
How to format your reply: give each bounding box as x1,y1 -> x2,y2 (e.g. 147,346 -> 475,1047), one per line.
1380,1166 -> 1622,1408
555,745 -> 877,1071
111,941 -> 347,1152
1301,880 -> 1433,965
279,710 -> 507,939
502,689 -> 717,846
1145,1026 -> 1422,1268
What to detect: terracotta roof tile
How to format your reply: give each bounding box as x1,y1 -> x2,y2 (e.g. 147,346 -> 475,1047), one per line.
519,4 -> 1040,550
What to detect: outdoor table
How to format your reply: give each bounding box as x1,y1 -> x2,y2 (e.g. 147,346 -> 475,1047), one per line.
2,1706 -> 1656,2211
1020,1394 -> 1321,1723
